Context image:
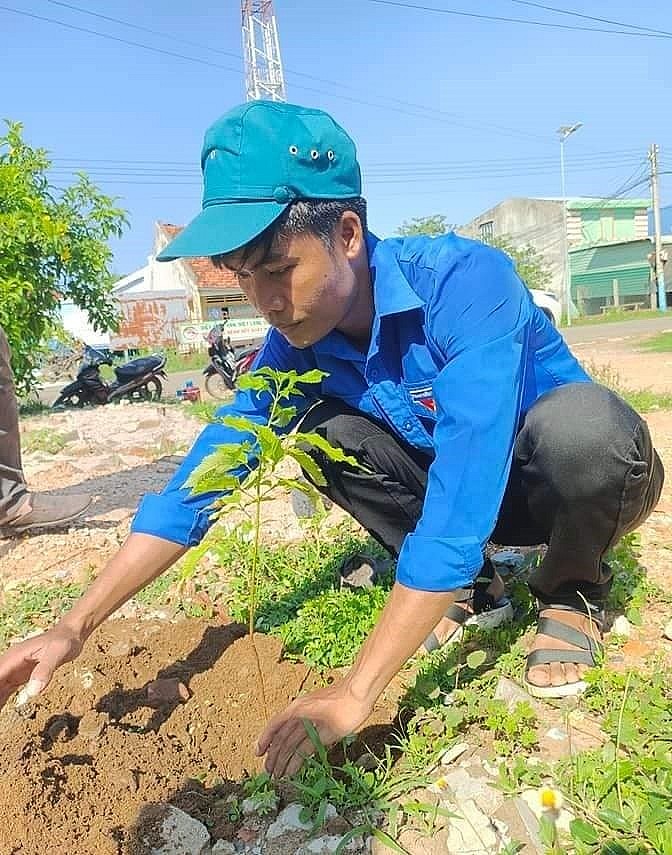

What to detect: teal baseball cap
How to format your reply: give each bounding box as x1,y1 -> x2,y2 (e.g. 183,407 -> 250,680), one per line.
157,100 -> 362,262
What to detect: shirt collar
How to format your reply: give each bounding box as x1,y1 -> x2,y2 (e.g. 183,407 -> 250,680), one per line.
311,232 -> 424,360
367,232 -> 425,317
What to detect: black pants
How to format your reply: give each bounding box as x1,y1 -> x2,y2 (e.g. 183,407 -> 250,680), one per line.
297,383 -> 664,607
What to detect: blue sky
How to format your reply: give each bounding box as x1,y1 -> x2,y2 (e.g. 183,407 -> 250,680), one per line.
2,0 -> 671,275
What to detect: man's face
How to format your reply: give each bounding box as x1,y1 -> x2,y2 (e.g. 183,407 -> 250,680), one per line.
227,221 -> 364,349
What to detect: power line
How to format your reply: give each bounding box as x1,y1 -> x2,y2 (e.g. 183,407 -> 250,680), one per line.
507,1 -> 672,38
49,148 -> 643,172
0,4 -> 547,142
43,0 -> 243,61
46,159 -> 650,187
364,0 -> 672,39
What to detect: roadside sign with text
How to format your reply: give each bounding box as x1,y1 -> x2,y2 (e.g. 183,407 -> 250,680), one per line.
177,317 -> 270,347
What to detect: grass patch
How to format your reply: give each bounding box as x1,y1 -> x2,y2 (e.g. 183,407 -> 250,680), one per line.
569,309 -> 672,327
640,331 -> 672,353
583,361 -> 672,412
18,399 -> 48,417
0,580 -> 85,648
133,347 -> 206,374
22,427 -> 69,454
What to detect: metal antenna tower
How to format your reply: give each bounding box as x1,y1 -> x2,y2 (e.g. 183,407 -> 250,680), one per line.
241,1 -> 286,102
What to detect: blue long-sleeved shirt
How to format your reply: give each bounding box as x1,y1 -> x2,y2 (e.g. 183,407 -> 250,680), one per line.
132,232 -> 590,591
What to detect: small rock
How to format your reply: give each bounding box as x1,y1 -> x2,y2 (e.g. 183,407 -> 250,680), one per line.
118,769 -> 139,792
146,678 -> 190,707
236,826 -> 258,843
611,615 -> 633,637
663,619 -> 672,641
544,727 -> 567,742
440,767 -> 503,814
445,799 -> 499,852
297,835 -> 347,854
621,638 -> 653,659
78,669 -> 95,690
146,805 -> 211,855
241,797 -> 257,815
211,842 -> 236,854
65,440 -> 90,455
59,429 -> 81,443
137,415 -> 163,429
267,804 -> 336,839
494,676 -> 535,711
440,742 -> 469,766
324,816 -> 351,837
107,639 -> 132,658
77,710 -> 108,741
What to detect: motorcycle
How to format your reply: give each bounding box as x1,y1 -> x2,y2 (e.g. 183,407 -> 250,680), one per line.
51,345 -> 167,408
203,325 -> 260,399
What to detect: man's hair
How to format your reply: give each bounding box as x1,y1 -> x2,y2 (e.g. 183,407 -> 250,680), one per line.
211,197 -> 367,270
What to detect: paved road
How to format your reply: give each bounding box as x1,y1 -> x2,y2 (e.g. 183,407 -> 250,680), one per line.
562,315 -> 672,345
37,316 -> 672,406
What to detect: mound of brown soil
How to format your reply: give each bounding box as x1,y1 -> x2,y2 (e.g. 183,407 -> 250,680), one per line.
0,618 -> 396,855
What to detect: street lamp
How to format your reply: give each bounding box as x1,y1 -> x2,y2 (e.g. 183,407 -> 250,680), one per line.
558,122 -> 583,327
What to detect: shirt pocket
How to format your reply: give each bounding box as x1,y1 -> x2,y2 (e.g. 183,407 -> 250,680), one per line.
402,343 -> 441,424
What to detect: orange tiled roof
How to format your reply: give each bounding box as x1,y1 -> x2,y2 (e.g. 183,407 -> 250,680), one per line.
159,224 -> 238,291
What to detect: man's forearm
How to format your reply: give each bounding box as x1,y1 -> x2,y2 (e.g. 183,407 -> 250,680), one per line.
343,582 -> 456,704
60,533 -> 187,642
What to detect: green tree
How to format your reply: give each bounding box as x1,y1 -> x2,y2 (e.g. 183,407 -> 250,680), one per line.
0,121 -> 128,393
397,214 -> 454,237
488,236 -> 551,292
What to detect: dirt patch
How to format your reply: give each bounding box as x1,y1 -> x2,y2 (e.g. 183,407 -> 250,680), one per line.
0,618 -> 397,854
572,332 -> 672,393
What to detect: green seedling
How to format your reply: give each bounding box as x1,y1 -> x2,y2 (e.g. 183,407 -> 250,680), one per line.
242,771 -> 278,816
186,367 -> 359,713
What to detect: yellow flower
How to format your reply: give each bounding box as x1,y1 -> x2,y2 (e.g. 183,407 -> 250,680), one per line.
539,786 -> 563,811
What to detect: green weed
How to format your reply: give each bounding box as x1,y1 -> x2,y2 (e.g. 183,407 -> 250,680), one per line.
241,772 -> 279,816
0,580 -> 84,648
584,361 -> 672,412
279,586 -> 389,669
22,427 -> 68,454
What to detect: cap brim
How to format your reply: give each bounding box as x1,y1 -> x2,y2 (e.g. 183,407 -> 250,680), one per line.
156,200 -> 289,262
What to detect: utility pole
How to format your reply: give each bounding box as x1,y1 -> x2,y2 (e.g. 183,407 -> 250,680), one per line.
558,123 -> 583,327
241,1 -> 286,102
649,143 -> 668,311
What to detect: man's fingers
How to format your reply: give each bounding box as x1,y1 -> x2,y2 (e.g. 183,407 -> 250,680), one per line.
257,706 -> 296,755
264,717 -> 306,777
15,677 -> 46,707
283,737 -> 313,778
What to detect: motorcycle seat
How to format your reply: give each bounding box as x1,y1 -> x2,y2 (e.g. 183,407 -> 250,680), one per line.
115,354 -> 165,381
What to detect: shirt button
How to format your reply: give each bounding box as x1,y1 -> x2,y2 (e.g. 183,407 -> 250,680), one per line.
370,369 -> 379,381
403,420 -> 412,431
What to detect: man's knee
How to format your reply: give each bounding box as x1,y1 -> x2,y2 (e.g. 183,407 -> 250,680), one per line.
518,382 -> 657,502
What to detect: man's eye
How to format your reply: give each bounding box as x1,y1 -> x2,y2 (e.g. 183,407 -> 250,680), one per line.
268,266 -> 290,277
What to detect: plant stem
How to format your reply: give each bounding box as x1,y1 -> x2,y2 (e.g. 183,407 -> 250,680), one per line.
615,670 -> 633,815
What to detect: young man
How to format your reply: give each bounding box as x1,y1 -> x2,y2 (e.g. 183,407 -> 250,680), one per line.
0,326 -> 90,535
0,102 -> 663,779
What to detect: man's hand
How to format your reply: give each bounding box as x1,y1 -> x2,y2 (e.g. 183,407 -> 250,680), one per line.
256,680 -> 374,778
0,624 -> 83,710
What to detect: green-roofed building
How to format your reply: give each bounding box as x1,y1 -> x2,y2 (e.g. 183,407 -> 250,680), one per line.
567,198 -> 658,314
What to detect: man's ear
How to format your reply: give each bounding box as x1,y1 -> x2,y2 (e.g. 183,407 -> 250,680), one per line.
336,211 -> 365,261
